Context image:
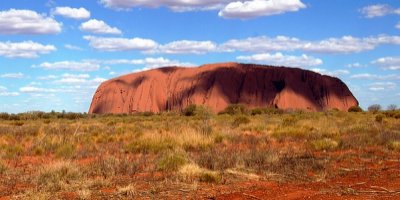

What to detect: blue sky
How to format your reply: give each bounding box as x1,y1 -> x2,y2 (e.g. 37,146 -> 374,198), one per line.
0,0 -> 399,113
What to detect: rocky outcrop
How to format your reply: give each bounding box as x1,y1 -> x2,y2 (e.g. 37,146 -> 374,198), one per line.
89,62 -> 358,114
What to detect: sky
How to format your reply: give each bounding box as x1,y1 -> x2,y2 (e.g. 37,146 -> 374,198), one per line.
0,0 -> 399,113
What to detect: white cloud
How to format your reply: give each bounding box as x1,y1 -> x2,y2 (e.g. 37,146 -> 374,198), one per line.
37,75 -> 58,80
37,61 -> 101,71
158,40 -> 217,54
19,86 -> 58,93
0,72 -> 24,78
237,52 -> 322,67
372,57 -> 400,70
0,41 -> 56,58
220,35 -> 400,54
100,0 -> 232,12
0,9 -> 61,35
80,19 -> 122,35
346,62 -> 365,68
310,68 -> 350,77
0,92 -> 19,96
56,74 -> 90,84
84,35 -> 158,51
52,7 -> 90,20
65,44 -> 83,51
219,0 -> 306,19
220,35 -> 302,52
368,82 -> 396,91
397,22 -> 400,30
95,57 -> 195,69
0,85 -> 19,96
350,73 -> 400,80
360,4 -> 399,18
302,36 -> 376,54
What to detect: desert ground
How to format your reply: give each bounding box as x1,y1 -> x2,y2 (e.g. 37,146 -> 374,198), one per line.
0,105 -> 399,199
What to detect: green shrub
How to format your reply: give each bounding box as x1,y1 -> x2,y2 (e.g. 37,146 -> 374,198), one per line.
220,104 -> 248,115
348,106 -> 363,112
251,108 -> 263,115
389,141 -> 400,151
232,116 -> 250,127
199,171 -> 221,183
157,152 -> 187,171
55,144 -> 76,159
310,138 -> 338,151
182,104 -> 197,116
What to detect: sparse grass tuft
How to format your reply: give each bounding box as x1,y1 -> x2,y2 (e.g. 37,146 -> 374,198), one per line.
157,152 -> 187,171
37,161 -> 82,191
55,143 -> 76,159
389,141 -> 400,151
310,138 -> 338,151
199,171 -> 221,183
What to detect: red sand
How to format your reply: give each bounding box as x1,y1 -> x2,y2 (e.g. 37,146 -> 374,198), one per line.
89,62 -> 358,114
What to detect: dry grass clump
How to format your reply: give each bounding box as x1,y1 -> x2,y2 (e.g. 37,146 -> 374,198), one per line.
0,106 -> 399,198
388,141 -> 400,151
157,151 -> 188,171
37,161 -> 82,191
178,163 -> 221,183
310,138 -> 338,151
87,156 -> 140,178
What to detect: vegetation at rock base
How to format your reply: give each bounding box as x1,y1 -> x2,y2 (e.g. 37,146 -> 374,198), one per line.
0,105 -> 399,199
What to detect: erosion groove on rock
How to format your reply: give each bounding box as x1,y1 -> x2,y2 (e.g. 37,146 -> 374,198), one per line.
89,62 -> 358,114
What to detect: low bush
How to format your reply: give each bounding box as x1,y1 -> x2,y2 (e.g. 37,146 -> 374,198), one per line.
310,138 -> 338,151
348,106 -> 363,112
157,152 -> 187,171
220,104 -> 248,115
232,116 -> 251,127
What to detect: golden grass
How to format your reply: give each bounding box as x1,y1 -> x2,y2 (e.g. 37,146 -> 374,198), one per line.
0,109 -> 399,198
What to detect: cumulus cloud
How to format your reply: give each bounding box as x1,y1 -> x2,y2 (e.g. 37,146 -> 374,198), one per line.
360,4 -> 399,18
0,9 -> 61,35
93,57 -> 195,69
372,57 -> 400,70
52,7 -> 90,19
237,52 -> 322,67
54,74 -> 105,85
368,82 -> 396,91
36,61 -> 101,71
80,19 -> 122,35
220,35 -> 400,54
346,62 -> 365,68
0,73 -> 24,78
157,40 -> 217,54
0,85 -> 19,96
0,41 -> 56,58
19,86 -> 58,93
310,68 -> 350,77
84,35 -> 158,51
220,36 -> 302,52
219,0 -> 306,19
350,73 -> 400,80
64,44 -> 83,51
99,0 -> 232,12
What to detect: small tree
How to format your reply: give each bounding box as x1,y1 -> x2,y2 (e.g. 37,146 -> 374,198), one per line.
348,106 -> 363,112
387,104 -> 398,111
368,104 -> 381,113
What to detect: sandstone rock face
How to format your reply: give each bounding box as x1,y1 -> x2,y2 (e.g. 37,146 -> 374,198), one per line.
89,62 -> 358,114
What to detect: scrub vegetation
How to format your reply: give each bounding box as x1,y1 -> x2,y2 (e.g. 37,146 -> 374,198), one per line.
0,105 -> 399,199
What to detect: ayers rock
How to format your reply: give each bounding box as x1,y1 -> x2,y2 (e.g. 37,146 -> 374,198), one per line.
89,62 -> 358,114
